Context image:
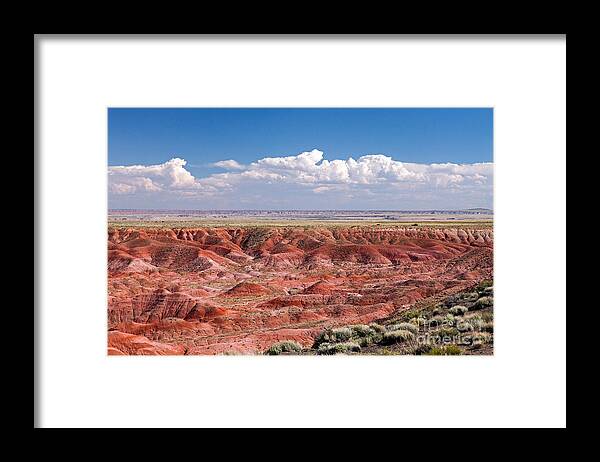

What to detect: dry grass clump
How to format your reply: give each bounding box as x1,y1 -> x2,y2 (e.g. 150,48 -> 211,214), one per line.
456,320 -> 474,332
472,296 -> 493,310
426,344 -> 463,355
381,329 -> 415,345
264,340 -> 303,355
348,324 -> 376,337
449,305 -> 468,316
317,342 -> 361,355
313,327 -> 354,347
369,323 -> 386,333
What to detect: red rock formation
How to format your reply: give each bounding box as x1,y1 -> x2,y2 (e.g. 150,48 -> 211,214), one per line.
108,331 -> 186,355
107,226 -> 493,355
224,282 -> 270,297
303,280 -> 335,295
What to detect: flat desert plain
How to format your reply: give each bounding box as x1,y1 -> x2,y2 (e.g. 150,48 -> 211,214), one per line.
107,212 -> 494,355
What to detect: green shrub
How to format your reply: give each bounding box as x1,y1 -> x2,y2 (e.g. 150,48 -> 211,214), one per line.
473,296 -> 493,310
313,330 -> 330,347
264,340 -> 303,355
463,292 -> 480,302
379,348 -> 403,355
472,332 -> 493,344
476,279 -> 493,291
480,311 -> 494,322
348,324 -> 375,337
449,305 -> 468,315
381,329 -> 415,345
317,342 -> 361,355
399,309 -> 424,321
445,313 -> 456,325
482,321 -> 494,333
426,345 -> 463,355
369,323 -> 386,333
409,317 -> 427,328
357,336 -> 375,347
313,326 -> 354,347
331,327 -> 353,342
404,343 -> 433,355
465,315 -> 484,329
429,327 -> 460,339
428,315 -> 446,326
388,323 -> 419,334
456,321 -> 474,332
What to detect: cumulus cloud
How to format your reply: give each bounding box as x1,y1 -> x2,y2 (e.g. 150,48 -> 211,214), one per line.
108,149 -> 493,208
212,159 -> 245,170
108,157 -> 196,194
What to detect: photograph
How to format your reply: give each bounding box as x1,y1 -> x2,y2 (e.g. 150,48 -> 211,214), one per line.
107,108 -> 494,356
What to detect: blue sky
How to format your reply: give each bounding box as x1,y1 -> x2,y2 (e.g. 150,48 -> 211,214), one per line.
108,108 -> 493,210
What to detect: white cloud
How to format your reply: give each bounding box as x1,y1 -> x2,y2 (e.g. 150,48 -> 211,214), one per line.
313,186 -> 335,194
212,159 -> 245,170
108,157 -> 196,193
108,150 -> 493,209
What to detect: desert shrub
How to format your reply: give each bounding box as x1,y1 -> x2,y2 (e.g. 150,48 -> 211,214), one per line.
445,313 -> 456,325
357,336 -> 374,347
456,321 -> 474,332
331,327 -> 353,341
472,332 -> 493,344
473,296 -> 493,310
381,329 -> 415,345
429,327 -> 460,339
349,324 -> 375,337
432,307 -> 442,316
465,315 -> 484,329
264,340 -> 303,355
463,292 -> 480,302
388,323 -> 419,335
379,348 -> 403,355
317,342 -> 361,355
369,323 -> 386,333
426,345 -> 463,355
399,309 -> 424,321
449,305 -> 468,316
445,294 -> 459,305
313,330 -> 330,347
480,311 -> 494,323
481,321 -> 494,333
313,326 -> 353,347
411,343 -> 432,355
394,340 -> 433,355
476,279 -> 493,291
409,317 -> 427,328
427,315 -> 446,327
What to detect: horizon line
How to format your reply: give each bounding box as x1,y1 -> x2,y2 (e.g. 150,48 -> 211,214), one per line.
108,208 -> 493,212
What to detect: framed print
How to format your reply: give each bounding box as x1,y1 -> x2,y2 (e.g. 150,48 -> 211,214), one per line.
35,35 -> 566,428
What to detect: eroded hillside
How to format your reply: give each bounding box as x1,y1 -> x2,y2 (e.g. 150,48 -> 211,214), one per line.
107,226 -> 493,355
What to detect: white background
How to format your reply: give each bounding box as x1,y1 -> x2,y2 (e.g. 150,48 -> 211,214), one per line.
36,36 -> 566,428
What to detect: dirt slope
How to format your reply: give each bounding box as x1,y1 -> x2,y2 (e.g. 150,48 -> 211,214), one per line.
107,226 -> 493,355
